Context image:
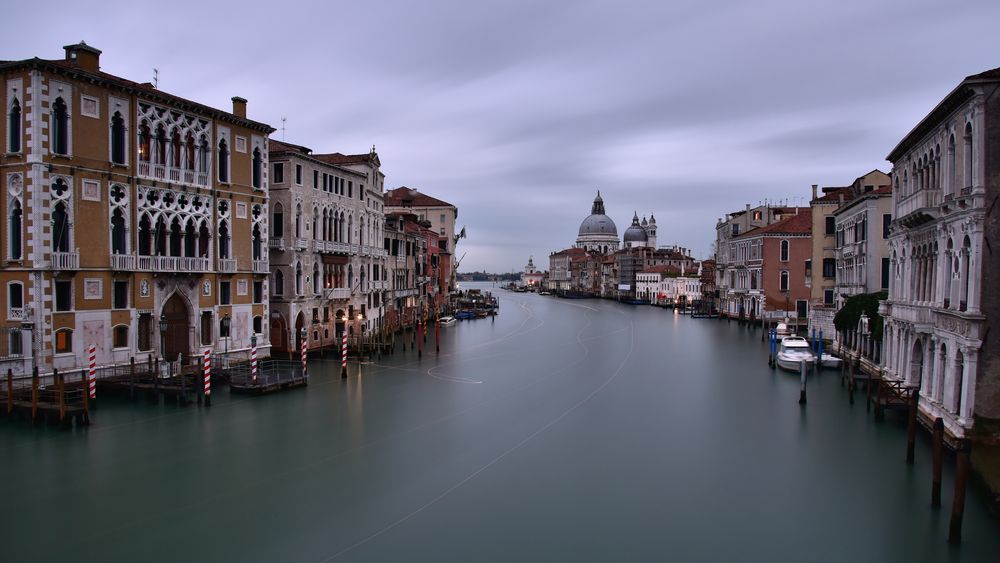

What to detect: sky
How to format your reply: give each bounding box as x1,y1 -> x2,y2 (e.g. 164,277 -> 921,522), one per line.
7,0 -> 1000,272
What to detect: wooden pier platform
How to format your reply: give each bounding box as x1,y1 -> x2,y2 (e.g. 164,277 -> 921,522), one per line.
229,359 -> 307,395
1,369 -> 90,427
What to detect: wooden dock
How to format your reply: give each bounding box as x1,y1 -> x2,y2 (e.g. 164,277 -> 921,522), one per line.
1,368 -> 90,427
229,359 -> 307,395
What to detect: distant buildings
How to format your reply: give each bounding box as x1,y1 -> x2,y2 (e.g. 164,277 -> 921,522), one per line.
520,257 -> 544,288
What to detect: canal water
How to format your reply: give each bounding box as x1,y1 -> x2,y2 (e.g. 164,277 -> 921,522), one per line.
1,283 -> 998,562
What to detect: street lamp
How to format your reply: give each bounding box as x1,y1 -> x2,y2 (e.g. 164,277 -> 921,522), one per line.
221,313 -> 231,359
158,313 -> 168,362
859,312 -> 870,358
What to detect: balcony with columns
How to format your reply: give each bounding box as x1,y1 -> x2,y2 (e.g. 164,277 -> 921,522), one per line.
51,250 -> 80,271
218,258 -> 237,273
268,237 -> 285,251
138,161 -> 209,188
252,260 -> 269,274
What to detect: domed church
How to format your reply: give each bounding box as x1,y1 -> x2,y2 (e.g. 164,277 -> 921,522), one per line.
623,212 -> 657,249
576,191 -> 620,254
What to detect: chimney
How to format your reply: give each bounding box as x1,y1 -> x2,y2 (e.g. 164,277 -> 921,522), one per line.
231,96 -> 247,118
64,41 -> 101,73
745,203 -> 751,211
811,184 -> 818,200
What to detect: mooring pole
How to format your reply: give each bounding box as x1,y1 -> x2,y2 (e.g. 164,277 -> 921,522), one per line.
799,360 -> 807,405
905,387 -> 919,465
948,438 -> 971,545
931,417 -> 944,508
341,332 -> 348,379
6,368 -> 12,415
435,307 -> 440,354
56,369 -> 65,423
31,367 -> 38,422
202,348 -> 211,407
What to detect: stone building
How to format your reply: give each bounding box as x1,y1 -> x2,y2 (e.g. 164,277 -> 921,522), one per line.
385,187 -> 457,292
265,140 -> 386,354
833,183 -> 893,306
715,204 -> 788,319
575,192 -> 619,254
1,42 -> 273,374
806,170 -> 890,337
520,256 -> 544,288
881,67 -> 1000,439
383,212 -> 426,333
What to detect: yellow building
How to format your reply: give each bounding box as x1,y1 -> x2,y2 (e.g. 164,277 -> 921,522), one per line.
1,42 -> 274,374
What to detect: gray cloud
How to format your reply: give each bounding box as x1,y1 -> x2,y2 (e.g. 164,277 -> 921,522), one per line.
9,0 -> 1000,271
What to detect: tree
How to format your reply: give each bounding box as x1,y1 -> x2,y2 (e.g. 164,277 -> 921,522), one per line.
833,291 -> 887,341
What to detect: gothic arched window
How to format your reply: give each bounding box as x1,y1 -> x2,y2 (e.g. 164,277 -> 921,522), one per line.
8,98 -> 21,153
218,138 -> 229,183
218,220 -> 231,259
9,199 -> 22,260
111,112 -> 126,164
252,147 -> 262,189
52,201 -> 70,252
111,209 -> 127,254
51,97 -> 69,155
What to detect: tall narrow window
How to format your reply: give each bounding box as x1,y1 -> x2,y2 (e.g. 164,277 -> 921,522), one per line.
138,214 -> 152,255
111,208 -> 127,254
252,147 -> 262,189
295,204 -> 302,238
155,125 -> 166,165
55,280 -> 72,311
313,262 -> 320,294
171,130 -> 181,168
218,220 -> 230,259
780,240 -> 789,261
52,201 -> 70,253
252,224 -> 262,260
51,97 -> 68,155
111,112 -> 126,164
113,280 -> 128,309
8,98 -> 21,153
201,312 -> 213,346
184,219 -> 196,257
779,270 -> 789,292
198,135 -> 209,173
295,262 -> 303,295
963,123 -> 973,190
169,217 -> 182,257
947,134 -> 956,195
8,282 -> 23,311
138,313 -> 152,351
218,139 -> 229,183
274,269 -> 284,296
9,199 -> 22,260
199,222 -> 210,257
138,122 -> 150,162
272,203 -> 284,238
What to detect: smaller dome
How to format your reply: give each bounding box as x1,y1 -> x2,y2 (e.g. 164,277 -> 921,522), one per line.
623,212 -> 647,243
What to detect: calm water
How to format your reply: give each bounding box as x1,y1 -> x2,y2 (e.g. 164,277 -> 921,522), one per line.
1,283 -> 998,562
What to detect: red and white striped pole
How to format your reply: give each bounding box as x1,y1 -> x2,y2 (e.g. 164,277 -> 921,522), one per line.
203,348 -> 211,406
88,344 -> 96,400
301,335 -> 308,378
340,332 -> 348,378
250,336 -> 258,385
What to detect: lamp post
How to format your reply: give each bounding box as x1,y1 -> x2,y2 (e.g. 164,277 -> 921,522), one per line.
158,313 -> 168,362
221,313 -> 231,361
859,312 -> 870,360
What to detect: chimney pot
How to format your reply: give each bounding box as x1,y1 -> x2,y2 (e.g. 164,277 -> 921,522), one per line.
231,96 -> 248,118
63,41 -> 101,73
811,184 -> 818,200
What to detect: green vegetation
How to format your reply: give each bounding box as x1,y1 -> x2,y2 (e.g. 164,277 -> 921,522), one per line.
833,291 -> 887,341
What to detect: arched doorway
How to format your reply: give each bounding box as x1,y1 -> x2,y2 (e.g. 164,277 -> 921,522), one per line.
909,338 -> 923,387
270,313 -> 287,354
162,293 -> 190,361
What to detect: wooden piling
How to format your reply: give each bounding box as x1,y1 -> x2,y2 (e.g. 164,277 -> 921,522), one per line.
31,367 -> 38,422
6,369 -> 12,415
81,369 -> 89,420
129,357 -> 136,401
798,360 -> 807,405
948,438 -> 971,545
56,369 -> 65,423
931,417 -> 944,508
905,388 -> 919,465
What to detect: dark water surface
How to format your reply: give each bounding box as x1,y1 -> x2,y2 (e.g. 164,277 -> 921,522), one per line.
2,283 -> 998,562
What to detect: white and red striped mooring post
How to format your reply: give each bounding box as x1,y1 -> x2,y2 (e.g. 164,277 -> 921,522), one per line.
250,337 -> 258,385
88,344 -> 97,400
340,332 -> 348,378
202,348 -> 211,405
301,336 -> 308,378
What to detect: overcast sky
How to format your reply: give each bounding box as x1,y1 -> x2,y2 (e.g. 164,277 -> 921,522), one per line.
9,0 -> 1000,272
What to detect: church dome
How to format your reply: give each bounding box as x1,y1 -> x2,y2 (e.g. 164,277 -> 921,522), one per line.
623,212 -> 648,243
578,192 -> 618,237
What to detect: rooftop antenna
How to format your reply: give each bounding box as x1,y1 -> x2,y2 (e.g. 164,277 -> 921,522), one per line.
280,117 -> 287,141
152,68 -> 159,89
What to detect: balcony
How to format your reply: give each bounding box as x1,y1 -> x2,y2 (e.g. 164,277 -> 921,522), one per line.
136,255 -> 210,272
396,256 -> 406,266
8,307 -> 28,321
268,238 -> 285,251
111,253 -> 137,270
896,189 -> 941,227
218,258 -> 237,273
138,161 -> 209,187
324,287 -> 351,300
51,250 -> 79,270
294,238 -> 308,251
252,260 -> 269,274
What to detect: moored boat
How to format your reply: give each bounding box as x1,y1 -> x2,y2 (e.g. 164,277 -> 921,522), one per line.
775,336 -> 816,372
438,315 -> 457,326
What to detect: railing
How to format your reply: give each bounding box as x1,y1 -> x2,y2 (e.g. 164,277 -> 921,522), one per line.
960,186 -> 972,196
51,250 -> 79,270
325,288 -> 351,300
396,256 -> 406,266
218,258 -> 237,273
137,161 -> 210,188
328,241 -> 351,254
268,237 -> 285,251
294,238 -> 308,251
7,307 -> 27,321
252,260 -> 269,274
897,189 -> 941,220
111,253 -> 137,270
136,255 -> 210,272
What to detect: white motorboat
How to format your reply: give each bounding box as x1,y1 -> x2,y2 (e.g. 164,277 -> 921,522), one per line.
438,315 -> 457,326
775,336 -> 816,372
775,322 -> 792,337
820,353 -> 842,369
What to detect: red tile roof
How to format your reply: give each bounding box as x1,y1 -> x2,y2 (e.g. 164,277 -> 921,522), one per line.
385,187 -> 456,209
738,208 -> 812,237
314,152 -> 376,166
268,139 -> 312,155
